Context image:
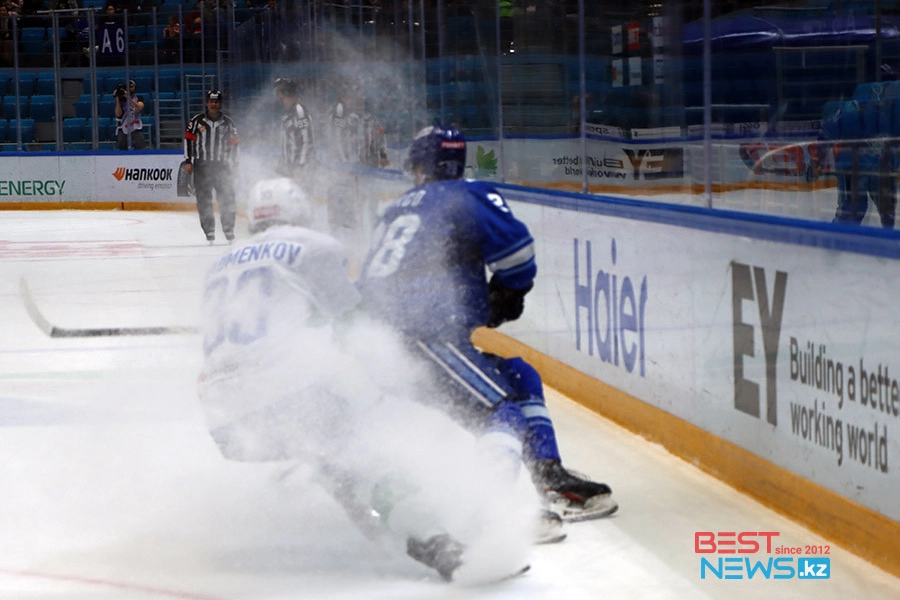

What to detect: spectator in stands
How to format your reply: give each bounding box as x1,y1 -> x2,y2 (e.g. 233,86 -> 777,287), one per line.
162,13 -> 180,61
20,0 -> 40,17
184,0 -> 204,61
117,0 -> 140,14
5,0 -> 21,17
63,10 -> 91,67
185,0 -> 204,34
0,4 -> 12,67
114,79 -> 146,150
50,0 -> 77,10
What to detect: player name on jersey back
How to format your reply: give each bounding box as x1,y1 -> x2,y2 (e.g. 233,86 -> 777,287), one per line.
209,241 -> 304,274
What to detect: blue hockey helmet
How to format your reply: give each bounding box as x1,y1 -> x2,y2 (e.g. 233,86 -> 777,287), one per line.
404,125 -> 466,181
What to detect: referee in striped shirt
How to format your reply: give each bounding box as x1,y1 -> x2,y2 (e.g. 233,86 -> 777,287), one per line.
273,77 -> 314,182
184,90 -> 240,244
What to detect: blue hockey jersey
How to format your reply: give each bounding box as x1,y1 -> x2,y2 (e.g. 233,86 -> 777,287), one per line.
357,179 -> 536,341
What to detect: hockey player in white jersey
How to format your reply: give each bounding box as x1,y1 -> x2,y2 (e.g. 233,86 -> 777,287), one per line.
197,178 -> 538,583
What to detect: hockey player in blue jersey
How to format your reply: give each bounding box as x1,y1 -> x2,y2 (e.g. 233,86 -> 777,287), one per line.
356,125 -> 618,523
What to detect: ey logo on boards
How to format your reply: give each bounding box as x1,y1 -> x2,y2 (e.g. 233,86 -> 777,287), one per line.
732,262 -> 788,425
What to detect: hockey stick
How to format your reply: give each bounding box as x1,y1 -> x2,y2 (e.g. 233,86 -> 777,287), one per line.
19,277 -> 200,338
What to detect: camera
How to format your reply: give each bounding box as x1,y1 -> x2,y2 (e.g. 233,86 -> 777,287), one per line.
114,84 -> 127,99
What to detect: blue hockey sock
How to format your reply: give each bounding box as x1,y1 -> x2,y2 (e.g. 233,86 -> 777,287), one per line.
497,357 -> 562,463
519,396 -> 562,463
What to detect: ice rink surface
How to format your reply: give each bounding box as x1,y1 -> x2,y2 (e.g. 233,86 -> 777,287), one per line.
1,210 -> 899,600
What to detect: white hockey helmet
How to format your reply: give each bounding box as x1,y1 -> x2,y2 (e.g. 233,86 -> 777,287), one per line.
248,178 -> 312,233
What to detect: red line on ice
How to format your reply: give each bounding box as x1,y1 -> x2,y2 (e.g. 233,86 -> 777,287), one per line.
0,568 -> 233,600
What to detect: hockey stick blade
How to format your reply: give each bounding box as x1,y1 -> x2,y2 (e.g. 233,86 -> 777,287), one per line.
19,277 -> 199,338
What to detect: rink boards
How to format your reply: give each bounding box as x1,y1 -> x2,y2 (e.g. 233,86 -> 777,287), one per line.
0,152 -> 898,578
479,187 -> 900,578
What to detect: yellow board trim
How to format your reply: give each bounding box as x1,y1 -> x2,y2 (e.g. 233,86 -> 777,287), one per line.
472,327 -> 900,578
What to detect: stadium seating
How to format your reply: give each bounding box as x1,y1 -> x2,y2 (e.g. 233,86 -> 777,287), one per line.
74,94 -> 94,119
19,28 -> 45,58
83,72 -> 107,95
85,117 -> 117,142
63,117 -> 87,143
158,69 -> 182,94
8,119 -> 36,144
133,71 -> 155,94
36,72 -> 56,96
16,72 -> 37,96
142,115 -> 156,139
2,96 -> 28,120
28,95 -> 56,122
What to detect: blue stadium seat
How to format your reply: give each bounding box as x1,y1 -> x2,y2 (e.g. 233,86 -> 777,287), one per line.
2,96 -> 28,120
28,95 -> 55,122
853,82 -> 887,103
127,25 -> 147,40
83,117 -> 100,141
74,94 -> 95,119
99,94 -> 118,119
15,72 -> 37,96
132,71 -> 154,94
36,72 -> 56,95
142,92 -> 155,116
85,117 -> 116,141
107,70 -> 127,91
0,119 -> 7,144
19,28 -> 45,57
8,119 -> 35,144
158,69 -> 181,93
83,72 -> 107,95
63,117 -> 87,143
19,27 -> 44,40
98,117 -> 116,141
142,115 -> 156,139
137,40 -> 156,58
0,74 -> 8,97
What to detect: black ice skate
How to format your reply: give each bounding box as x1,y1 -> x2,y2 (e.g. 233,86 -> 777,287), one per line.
534,459 -> 619,522
407,533 -> 465,581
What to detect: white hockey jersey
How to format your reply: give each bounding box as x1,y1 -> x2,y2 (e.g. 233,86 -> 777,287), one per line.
197,224 -> 360,450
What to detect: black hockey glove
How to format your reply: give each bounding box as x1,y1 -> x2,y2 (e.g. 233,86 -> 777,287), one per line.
486,277 -> 532,328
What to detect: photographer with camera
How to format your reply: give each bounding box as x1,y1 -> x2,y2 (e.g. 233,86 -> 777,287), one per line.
114,80 -> 145,150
